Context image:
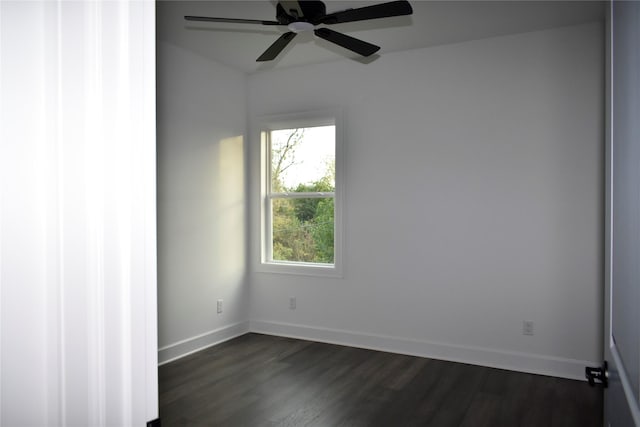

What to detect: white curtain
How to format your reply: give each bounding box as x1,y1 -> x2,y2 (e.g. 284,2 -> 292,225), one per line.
0,1 -> 158,425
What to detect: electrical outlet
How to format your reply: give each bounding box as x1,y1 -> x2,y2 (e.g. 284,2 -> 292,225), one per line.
217,299 -> 223,314
523,320 -> 534,336
289,297 -> 296,310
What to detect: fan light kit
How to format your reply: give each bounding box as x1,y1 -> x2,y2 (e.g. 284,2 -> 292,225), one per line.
288,21 -> 315,33
185,0 -> 413,62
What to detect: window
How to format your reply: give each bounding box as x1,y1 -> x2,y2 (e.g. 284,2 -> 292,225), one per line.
259,111 -> 343,275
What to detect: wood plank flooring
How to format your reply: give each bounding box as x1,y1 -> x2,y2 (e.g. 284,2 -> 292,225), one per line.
159,333 -> 603,427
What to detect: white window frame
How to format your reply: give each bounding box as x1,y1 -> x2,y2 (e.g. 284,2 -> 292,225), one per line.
256,109 -> 344,277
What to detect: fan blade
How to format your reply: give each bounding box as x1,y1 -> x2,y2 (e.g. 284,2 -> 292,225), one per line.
257,32 -> 297,61
315,0 -> 413,25
185,16 -> 282,26
314,28 -> 380,57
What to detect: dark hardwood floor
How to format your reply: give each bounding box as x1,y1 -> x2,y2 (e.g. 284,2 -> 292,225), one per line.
159,333 -> 603,427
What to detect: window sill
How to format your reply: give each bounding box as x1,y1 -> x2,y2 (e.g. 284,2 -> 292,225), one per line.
256,261 -> 343,278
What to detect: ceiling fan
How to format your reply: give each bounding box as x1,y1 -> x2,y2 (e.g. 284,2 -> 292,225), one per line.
185,0 -> 413,62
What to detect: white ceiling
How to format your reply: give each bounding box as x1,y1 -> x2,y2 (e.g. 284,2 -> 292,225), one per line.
157,0 -> 604,74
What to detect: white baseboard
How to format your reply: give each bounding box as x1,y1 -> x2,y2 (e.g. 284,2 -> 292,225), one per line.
158,321 -> 250,365
158,319 -> 594,380
249,319 -> 593,381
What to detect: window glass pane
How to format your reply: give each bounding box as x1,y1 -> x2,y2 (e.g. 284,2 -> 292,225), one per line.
272,197 -> 334,264
270,126 -> 335,193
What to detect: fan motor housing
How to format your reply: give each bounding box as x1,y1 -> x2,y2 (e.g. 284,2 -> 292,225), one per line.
277,1 -> 326,23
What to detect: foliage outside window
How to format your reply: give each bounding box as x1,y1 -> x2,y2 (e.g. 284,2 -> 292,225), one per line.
263,122 -> 339,270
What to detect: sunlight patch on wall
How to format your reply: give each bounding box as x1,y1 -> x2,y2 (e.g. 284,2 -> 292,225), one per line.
215,135 -> 245,285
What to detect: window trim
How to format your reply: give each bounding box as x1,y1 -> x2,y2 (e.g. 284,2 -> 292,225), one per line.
255,109 -> 344,277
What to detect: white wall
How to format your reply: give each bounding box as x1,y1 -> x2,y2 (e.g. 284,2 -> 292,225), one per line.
1,1 -> 158,425
156,39 -> 250,363
248,22 -> 604,379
